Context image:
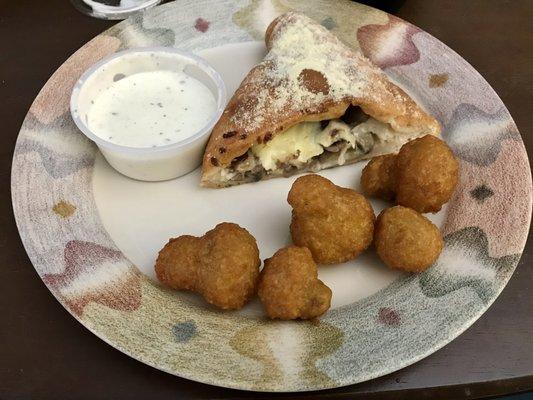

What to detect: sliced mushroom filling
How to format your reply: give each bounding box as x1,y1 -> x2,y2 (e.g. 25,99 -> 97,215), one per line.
222,106 -> 401,182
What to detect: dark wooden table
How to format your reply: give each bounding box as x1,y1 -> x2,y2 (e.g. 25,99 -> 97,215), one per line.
1,1 -> 531,399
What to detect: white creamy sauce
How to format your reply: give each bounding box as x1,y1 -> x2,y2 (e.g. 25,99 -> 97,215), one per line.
86,70 -> 216,148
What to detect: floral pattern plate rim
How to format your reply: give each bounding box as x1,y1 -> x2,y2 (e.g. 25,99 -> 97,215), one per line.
11,0 -> 532,392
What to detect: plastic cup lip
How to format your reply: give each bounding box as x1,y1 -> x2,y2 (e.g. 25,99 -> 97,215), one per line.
70,46 -> 227,155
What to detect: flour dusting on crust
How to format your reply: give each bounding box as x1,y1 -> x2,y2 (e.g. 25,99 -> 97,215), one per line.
230,13 -> 369,133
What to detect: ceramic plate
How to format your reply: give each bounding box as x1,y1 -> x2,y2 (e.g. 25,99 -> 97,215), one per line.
11,0 -> 532,392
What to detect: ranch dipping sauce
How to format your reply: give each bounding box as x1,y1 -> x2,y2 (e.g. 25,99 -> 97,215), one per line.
71,48 -> 226,181
87,70 -> 217,148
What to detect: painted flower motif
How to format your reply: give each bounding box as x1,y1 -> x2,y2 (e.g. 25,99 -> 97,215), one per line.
172,321 -> 197,343
419,228 -> 519,303
429,73 -> 449,88
43,241 -> 142,317
443,103 -> 520,166
320,17 -> 337,31
357,15 -> 421,68
233,0 -> 290,40
52,200 -> 76,218
470,184 -> 494,204
114,13 -> 175,47
194,18 -> 210,33
18,109 -> 96,178
378,307 -> 401,326
442,139 -> 531,258
230,322 -> 343,387
29,35 -> 120,125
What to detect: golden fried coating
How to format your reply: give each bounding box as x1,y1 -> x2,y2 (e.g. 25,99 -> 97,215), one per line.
155,235 -> 200,291
395,135 -> 459,213
360,154 -> 397,201
197,223 -> 261,309
288,174 -> 375,264
374,206 -> 443,272
258,246 -> 332,320
155,222 -> 260,310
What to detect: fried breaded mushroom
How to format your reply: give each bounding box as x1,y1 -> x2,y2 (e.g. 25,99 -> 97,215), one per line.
258,246 -> 332,320
395,135 -> 459,213
360,154 -> 397,201
288,174 -> 375,264
374,206 -> 443,272
155,235 -> 200,291
155,222 -> 260,310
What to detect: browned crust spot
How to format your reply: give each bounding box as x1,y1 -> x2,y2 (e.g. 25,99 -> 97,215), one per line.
223,131 -> 237,139
298,68 -> 330,95
210,157 -> 219,166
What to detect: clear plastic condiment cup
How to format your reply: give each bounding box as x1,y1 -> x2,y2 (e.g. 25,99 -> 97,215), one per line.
70,47 -> 226,181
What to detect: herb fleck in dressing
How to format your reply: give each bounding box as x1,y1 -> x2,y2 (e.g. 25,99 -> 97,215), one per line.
87,70 -> 216,148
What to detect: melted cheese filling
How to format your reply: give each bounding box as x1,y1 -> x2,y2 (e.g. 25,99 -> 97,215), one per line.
251,117 -> 396,171
251,122 -> 322,171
